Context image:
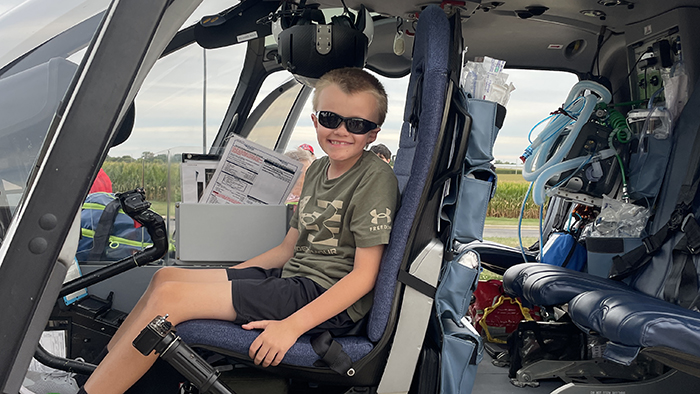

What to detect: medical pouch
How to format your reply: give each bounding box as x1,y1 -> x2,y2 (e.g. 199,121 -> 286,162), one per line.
540,232 -> 587,272
443,165 -> 497,246
627,135 -> 673,200
76,192 -> 153,262
440,94 -> 504,248
469,279 -> 541,343
586,236 -> 642,279
464,97 -> 505,167
435,248 -> 483,394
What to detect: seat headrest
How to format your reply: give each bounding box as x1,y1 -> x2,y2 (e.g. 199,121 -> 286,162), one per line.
270,3 -> 374,86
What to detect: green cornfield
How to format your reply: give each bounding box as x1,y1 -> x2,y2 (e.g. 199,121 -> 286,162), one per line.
488,182 -> 541,219
102,155 -> 181,203
99,158 -> 539,219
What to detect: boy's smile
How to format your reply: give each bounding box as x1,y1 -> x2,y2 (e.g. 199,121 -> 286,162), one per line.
312,84 -> 380,178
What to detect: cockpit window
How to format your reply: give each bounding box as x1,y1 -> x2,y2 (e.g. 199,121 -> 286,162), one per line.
0,0 -> 106,243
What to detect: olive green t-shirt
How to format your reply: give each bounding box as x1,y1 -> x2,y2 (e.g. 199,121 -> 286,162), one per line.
282,151 -> 399,321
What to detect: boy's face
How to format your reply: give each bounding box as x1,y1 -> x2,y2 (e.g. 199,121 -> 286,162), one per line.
312,84 -> 380,168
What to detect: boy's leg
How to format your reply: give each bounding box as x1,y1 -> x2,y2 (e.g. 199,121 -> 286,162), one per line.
86,275 -> 235,394
107,267 -> 227,350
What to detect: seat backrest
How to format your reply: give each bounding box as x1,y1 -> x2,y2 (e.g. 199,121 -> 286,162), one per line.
367,4 -> 452,343
628,77 -> 700,298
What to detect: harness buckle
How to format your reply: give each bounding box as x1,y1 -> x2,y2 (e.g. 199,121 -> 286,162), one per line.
681,213 -> 695,232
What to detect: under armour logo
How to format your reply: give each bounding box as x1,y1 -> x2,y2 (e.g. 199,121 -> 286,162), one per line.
370,208 -> 392,224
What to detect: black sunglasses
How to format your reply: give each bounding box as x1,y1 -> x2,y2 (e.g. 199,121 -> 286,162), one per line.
316,111 -> 378,135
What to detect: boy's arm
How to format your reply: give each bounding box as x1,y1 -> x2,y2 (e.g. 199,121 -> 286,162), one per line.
233,227 -> 299,270
244,244 -> 384,367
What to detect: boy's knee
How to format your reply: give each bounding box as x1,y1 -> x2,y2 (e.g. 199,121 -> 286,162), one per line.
151,266 -> 182,286
146,281 -> 181,310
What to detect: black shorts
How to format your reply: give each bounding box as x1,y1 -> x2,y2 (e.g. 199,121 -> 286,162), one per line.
226,267 -> 356,334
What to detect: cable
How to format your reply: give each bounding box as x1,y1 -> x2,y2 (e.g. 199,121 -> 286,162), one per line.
590,25 -> 607,75
611,48 -> 651,98
648,86 -> 665,109
518,183 -> 534,264
539,204 -> 544,258
527,115 -> 554,144
607,106 -> 627,132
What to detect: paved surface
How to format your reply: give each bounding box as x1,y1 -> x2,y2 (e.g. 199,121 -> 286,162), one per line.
483,225 -> 539,239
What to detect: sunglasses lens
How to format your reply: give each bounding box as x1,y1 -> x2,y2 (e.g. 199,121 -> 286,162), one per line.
317,111 -> 376,134
345,118 -> 367,134
318,111 -> 342,128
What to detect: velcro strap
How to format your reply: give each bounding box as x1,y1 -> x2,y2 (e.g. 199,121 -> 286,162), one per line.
311,331 -> 355,376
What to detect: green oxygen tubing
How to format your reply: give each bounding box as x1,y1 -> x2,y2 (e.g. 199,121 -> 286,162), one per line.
521,80 -> 613,206
603,104 -> 632,201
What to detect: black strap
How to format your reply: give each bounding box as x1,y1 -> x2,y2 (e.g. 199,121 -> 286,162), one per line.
560,237 -> 579,268
88,199 -> 122,261
664,244 -> 700,308
310,331 -> 354,376
397,269 -> 437,299
609,223 -> 670,280
683,215 -> 700,253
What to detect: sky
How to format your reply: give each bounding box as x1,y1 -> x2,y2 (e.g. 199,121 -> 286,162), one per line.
1,0 -> 579,164
105,43 -> 577,164
0,0 -> 19,14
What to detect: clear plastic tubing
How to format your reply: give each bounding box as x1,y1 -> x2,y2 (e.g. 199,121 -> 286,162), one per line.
531,156 -> 588,206
522,81 -> 612,204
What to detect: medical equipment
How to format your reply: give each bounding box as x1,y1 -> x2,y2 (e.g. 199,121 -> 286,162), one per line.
521,81 -> 612,206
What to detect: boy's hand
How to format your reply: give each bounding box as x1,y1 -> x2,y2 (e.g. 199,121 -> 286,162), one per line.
243,320 -> 302,367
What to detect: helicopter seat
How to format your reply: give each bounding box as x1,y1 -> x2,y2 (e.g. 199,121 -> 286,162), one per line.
176,5 -> 456,388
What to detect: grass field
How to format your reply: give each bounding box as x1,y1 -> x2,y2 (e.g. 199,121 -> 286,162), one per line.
484,217 -> 539,227
497,173 -> 529,184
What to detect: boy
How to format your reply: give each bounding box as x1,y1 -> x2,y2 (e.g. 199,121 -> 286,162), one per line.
81,67 -> 399,394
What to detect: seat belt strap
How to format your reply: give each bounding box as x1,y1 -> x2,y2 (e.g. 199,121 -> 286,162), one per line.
609,223 -> 669,280
664,241 -> 700,308
88,199 -> 122,261
682,214 -> 700,254
398,269 -> 437,299
310,331 -> 355,376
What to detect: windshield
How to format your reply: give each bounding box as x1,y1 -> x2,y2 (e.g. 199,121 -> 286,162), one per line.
0,0 -> 110,242
0,0 -> 247,245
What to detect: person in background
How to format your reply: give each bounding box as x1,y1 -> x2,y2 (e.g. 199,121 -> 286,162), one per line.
298,143 -> 316,161
89,168 -> 113,194
284,148 -> 314,208
370,143 -> 392,165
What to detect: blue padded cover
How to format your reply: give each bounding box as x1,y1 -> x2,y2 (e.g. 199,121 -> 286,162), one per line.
176,319 -> 373,366
177,4 -> 451,368
503,263 -> 632,306
367,4 -> 449,343
569,290 -> 700,359
392,7 -> 449,193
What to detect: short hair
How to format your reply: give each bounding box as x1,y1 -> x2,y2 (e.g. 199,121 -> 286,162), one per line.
370,143 -> 392,160
312,67 -> 388,126
284,148 -> 314,164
